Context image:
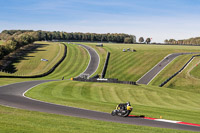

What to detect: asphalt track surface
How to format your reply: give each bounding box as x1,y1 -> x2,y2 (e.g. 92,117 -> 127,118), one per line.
137,52 -> 200,85
76,44 -> 99,78
0,45 -> 200,132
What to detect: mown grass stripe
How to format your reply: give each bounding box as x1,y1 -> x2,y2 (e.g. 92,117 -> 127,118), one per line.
26,80 -> 200,124
38,43 -> 89,80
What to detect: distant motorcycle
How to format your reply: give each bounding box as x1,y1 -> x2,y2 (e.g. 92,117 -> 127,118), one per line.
111,102 -> 133,117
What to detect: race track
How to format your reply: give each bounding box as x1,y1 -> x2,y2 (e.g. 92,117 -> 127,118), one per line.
1,80 -> 200,132
137,52 -> 200,85
76,44 -> 99,78
0,45 -> 200,132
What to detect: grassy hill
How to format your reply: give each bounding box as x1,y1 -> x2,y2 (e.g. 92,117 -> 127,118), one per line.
0,42 -> 65,76
190,57 -> 200,79
150,55 -> 193,86
40,43 -> 89,80
1,42 -> 200,132
158,56 -> 200,93
26,80 -> 200,125
101,44 -> 200,81
0,42 -> 89,85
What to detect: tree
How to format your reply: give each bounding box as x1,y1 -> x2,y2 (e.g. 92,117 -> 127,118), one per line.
168,39 -> 176,44
124,37 -> 133,43
139,37 -> 144,43
146,38 -> 151,44
164,39 -> 169,44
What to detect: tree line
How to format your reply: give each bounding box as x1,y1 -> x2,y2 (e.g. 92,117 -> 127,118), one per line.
164,37 -> 200,45
0,30 -> 136,59
0,31 -> 38,59
0,30 -> 136,43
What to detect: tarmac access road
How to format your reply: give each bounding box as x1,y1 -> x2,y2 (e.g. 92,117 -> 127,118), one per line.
137,52 -> 200,85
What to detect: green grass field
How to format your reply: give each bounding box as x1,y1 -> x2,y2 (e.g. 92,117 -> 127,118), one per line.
0,42 -> 89,85
0,42 -> 65,76
1,42 -> 200,132
161,56 -> 200,93
0,105 -> 192,133
190,57 -> 200,79
103,44 -> 200,81
26,80 -> 200,124
39,43 -> 90,80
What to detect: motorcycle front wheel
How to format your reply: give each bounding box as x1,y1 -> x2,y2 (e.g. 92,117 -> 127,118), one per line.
122,111 -> 131,117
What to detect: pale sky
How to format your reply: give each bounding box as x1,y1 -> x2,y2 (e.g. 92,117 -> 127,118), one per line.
1,0 -> 200,42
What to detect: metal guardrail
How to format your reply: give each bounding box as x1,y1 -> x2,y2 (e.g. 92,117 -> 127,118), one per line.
73,77 -> 136,85
159,55 -> 200,87
101,52 -> 110,78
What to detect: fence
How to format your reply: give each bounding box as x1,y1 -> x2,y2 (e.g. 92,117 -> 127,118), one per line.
73,77 -> 136,85
159,54 -> 200,87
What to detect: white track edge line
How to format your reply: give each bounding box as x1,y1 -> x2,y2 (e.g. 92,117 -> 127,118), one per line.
76,44 -> 100,78
76,45 -> 92,78
87,45 -> 100,77
179,57 -> 195,74
155,119 -> 181,123
22,81 -> 108,115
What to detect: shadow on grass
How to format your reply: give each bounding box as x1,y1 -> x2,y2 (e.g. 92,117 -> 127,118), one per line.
1,43 -> 49,74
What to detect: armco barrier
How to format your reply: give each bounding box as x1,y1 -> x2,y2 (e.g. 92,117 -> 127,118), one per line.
73,77 -> 136,85
159,55 -> 200,87
0,43 -> 67,78
101,52 -> 110,78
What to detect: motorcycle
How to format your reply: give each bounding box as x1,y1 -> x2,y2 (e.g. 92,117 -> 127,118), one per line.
111,102 -> 133,117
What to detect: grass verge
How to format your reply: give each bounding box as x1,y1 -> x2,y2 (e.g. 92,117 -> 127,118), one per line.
163,56 -> 200,93
0,105 -> 194,133
190,56 -> 200,79
26,80 -> 200,124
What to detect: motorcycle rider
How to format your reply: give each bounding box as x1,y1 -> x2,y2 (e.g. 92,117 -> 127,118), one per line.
126,102 -> 131,107
111,102 -> 133,117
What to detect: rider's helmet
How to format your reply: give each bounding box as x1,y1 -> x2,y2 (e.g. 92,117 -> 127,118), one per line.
126,102 -> 131,106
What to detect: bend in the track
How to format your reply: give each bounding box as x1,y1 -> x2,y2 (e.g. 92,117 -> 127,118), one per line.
76,44 -> 100,78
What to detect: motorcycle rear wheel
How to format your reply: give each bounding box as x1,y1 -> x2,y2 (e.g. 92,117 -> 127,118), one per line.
111,111 -> 116,116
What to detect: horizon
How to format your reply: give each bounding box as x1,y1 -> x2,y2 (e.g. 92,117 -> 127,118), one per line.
1,0 -> 200,43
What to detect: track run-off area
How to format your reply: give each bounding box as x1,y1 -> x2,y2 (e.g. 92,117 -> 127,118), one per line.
0,43 -> 200,132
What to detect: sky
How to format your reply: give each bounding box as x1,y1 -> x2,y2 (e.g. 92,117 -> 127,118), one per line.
1,0 -> 200,42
